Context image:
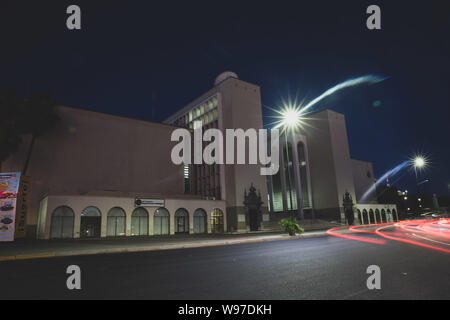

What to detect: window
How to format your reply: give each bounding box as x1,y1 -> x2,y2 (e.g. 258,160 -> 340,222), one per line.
154,207 -> 170,235
107,207 -> 126,237
175,208 -> 189,233
50,206 -> 74,239
297,142 -> 310,208
193,209 -> 207,233
131,208 -> 148,236
80,206 -> 101,238
211,208 -> 224,233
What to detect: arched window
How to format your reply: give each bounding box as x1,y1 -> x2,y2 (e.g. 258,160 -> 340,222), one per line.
80,206 -> 101,238
357,209 -> 362,224
362,209 -> 369,224
107,207 -> 126,237
369,209 -> 375,224
211,208 -> 224,233
154,207 -> 170,235
131,207 -> 148,236
297,142 -> 310,208
387,209 -> 392,222
193,208 -> 207,234
381,209 -> 387,223
175,208 -> 189,234
392,209 -> 397,222
375,209 -> 381,223
50,206 -> 74,239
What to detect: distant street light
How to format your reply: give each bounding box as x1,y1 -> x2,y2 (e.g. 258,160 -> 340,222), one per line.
411,155 -> 429,215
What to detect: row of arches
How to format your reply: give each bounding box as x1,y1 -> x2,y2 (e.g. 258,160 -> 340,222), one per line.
50,206 -> 224,239
357,208 -> 397,225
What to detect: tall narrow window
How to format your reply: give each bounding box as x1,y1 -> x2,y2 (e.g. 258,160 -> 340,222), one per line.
283,142 -> 297,211
297,142 -> 310,208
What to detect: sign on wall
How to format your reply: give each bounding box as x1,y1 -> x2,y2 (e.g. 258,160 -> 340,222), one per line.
14,175 -> 30,239
134,198 -> 165,207
0,172 -> 21,242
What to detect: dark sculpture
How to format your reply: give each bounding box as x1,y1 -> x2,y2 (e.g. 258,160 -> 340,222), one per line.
343,190 -> 355,225
244,183 -> 263,231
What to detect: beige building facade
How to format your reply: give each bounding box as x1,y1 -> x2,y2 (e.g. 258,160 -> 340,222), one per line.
1,71 -> 395,240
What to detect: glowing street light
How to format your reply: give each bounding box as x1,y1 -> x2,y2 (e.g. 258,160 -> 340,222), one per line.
281,109 -> 301,129
410,154 -> 430,216
414,156 -> 426,169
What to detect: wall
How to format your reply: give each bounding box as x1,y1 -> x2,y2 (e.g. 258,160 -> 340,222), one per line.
351,159 -> 377,203
1,106 -> 186,238
304,109 -> 356,221
218,77 -> 270,231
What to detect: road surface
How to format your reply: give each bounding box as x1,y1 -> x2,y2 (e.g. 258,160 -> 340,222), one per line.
1,226 -> 449,299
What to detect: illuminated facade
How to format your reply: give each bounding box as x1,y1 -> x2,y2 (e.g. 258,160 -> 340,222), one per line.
1,71 -> 395,239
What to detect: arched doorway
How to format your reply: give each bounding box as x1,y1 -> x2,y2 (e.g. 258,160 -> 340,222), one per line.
381,209 -> 387,223
387,209 -> 392,222
357,209 -> 362,224
80,206 -> 101,238
369,209 -> 375,224
211,208 -> 224,233
107,207 -> 126,237
175,208 -> 189,234
131,207 -> 148,236
193,208 -> 207,233
50,206 -> 74,239
375,209 -> 381,223
362,209 -> 369,224
154,207 -> 170,235
392,209 -> 398,221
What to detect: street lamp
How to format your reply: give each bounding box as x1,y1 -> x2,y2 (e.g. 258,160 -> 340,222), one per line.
411,155 -> 428,215
413,156 -> 425,169
280,108 -> 301,129
275,106 -> 304,220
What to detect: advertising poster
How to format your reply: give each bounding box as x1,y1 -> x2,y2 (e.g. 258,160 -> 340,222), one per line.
0,172 -> 21,241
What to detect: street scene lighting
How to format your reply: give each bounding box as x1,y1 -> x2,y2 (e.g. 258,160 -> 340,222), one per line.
281,108 -> 302,129
413,156 -> 426,169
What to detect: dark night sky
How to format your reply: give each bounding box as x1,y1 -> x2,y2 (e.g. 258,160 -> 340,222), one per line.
1,1 -> 449,195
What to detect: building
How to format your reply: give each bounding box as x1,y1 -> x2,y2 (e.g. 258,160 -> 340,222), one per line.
0,72 -> 396,240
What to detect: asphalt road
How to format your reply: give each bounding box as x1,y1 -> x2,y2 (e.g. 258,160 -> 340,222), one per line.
0,234 -> 449,299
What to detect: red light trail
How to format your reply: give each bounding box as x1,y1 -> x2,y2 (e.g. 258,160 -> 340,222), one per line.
327,218 -> 450,253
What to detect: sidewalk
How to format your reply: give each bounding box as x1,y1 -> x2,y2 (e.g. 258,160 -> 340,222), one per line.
0,230 -> 328,261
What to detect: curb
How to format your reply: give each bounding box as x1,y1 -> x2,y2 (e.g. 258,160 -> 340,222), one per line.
0,231 -> 328,262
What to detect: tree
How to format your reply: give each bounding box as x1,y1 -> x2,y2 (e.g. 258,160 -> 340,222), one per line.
19,92 -> 59,175
0,89 -> 23,167
0,90 -> 59,175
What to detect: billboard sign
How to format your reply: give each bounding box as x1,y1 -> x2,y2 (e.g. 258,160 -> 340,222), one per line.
0,172 -> 21,241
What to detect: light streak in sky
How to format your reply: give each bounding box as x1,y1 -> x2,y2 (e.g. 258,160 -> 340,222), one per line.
360,160 -> 409,202
272,74 -> 387,129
